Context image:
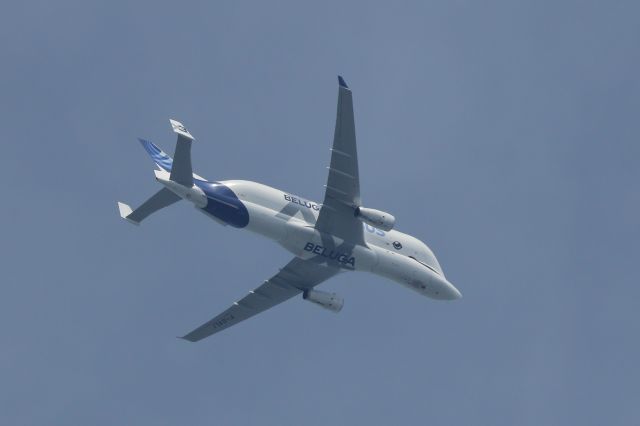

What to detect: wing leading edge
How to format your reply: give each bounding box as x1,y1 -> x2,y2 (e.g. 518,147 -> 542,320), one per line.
315,76 -> 365,245
181,258 -> 340,341
182,77 -> 364,341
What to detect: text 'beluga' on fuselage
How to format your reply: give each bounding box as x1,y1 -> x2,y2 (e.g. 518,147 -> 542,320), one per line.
117,76 -> 461,341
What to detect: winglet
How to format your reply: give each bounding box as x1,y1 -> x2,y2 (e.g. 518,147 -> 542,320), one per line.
338,75 -> 349,89
117,202 -> 139,225
169,119 -> 194,141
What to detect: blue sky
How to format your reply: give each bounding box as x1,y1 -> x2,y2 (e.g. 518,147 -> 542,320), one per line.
1,1 -> 638,425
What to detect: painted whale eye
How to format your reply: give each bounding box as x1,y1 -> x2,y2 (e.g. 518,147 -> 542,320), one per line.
393,241 -> 402,250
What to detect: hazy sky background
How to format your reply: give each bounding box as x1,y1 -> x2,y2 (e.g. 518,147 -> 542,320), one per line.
1,1 -> 638,425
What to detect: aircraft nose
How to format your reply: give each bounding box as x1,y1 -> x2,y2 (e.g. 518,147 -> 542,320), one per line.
445,282 -> 462,300
412,262 -> 462,300
435,277 -> 462,300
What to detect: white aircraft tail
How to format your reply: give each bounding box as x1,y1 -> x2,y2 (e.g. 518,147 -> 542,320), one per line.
167,119 -> 195,186
117,119 -> 200,225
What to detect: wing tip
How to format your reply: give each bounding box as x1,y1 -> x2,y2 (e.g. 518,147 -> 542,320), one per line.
338,75 -> 349,89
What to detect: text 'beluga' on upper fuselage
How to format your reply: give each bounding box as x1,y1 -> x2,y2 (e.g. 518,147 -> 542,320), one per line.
117,76 -> 461,341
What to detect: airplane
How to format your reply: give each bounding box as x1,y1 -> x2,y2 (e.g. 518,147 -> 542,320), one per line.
117,76 -> 461,342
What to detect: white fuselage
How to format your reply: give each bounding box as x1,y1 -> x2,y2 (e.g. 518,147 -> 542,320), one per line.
196,180 -> 461,300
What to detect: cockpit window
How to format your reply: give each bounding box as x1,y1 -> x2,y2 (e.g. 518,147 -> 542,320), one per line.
409,256 -> 441,275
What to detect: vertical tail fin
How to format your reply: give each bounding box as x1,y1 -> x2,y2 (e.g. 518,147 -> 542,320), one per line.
138,138 -> 174,172
138,120 -> 206,181
118,119 -> 202,226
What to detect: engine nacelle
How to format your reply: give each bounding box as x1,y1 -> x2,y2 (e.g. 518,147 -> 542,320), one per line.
355,207 -> 396,231
303,289 -> 344,313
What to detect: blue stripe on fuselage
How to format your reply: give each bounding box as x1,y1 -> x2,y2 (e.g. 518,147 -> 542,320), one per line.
195,180 -> 249,228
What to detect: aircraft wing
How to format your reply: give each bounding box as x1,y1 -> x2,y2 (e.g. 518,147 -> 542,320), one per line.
315,76 -> 365,245
181,257 -> 340,341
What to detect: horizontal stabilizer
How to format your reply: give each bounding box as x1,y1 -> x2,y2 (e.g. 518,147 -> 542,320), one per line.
338,75 -> 349,89
117,188 -> 181,225
169,119 -> 195,186
117,202 -> 138,225
170,119 -> 194,140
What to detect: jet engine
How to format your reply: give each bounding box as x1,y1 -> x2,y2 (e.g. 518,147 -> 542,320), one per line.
303,289 -> 344,312
355,207 -> 396,231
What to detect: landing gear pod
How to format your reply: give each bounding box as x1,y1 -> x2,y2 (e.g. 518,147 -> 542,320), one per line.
355,207 -> 396,231
303,289 -> 344,313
